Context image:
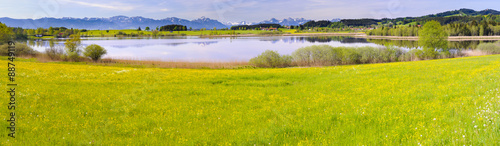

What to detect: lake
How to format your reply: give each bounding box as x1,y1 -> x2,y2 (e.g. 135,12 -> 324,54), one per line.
26,36 -> 494,62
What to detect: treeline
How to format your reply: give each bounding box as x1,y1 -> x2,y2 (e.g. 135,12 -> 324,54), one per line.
367,20 -> 500,36
4,26 -> 82,39
341,19 -> 380,27
367,39 -> 492,50
230,24 -> 281,30
444,20 -> 500,36
366,25 -> 421,36
159,25 -> 187,31
303,20 -> 332,27
379,13 -> 500,26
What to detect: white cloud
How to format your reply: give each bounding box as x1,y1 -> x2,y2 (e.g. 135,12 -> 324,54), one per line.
160,8 -> 169,12
62,0 -> 135,11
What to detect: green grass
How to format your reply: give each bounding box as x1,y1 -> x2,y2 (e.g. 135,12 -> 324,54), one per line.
1,55 -> 500,145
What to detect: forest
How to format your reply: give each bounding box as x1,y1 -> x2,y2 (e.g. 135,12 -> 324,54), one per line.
159,24 -> 187,31
230,24 -> 282,30
366,20 -> 500,36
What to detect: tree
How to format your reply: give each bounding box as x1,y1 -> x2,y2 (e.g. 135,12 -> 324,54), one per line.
0,23 -> 13,43
137,27 -> 142,31
84,44 -> 107,62
48,27 -> 54,36
152,30 -> 159,37
64,34 -> 82,61
145,27 -> 150,31
418,21 -> 448,59
36,27 -> 44,35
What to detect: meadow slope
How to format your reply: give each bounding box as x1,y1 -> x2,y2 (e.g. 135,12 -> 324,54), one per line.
1,55 -> 500,145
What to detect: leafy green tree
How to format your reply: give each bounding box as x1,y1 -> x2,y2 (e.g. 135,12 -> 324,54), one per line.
137,27 -> 142,31
83,44 -> 107,61
152,30 -> 159,37
418,21 -> 448,59
0,23 -> 14,43
64,34 -> 82,61
145,27 -> 150,31
36,27 -> 44,35
48,27 -> 54,36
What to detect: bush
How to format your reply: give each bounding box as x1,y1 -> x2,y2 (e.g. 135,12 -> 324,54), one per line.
477,42 -> 500,54
291,45 -> 404,66
400,49 -> 424,61
292,45 -> 342,66
67,52 -> 81,62
83,44 -> 107,62
356,46 -> 380,64
0,43 -> 38,57
45,46 -> 65,60
249,50 -> 292,68
380,45 -> 403,62
340,48 -> 360,64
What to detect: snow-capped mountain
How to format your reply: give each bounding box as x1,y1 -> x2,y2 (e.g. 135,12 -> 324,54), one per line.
225,18 -> 337,26
0,16 -> 340,29
223,21 -> 254,26
331,18 -> 341,22
0,16 -> 227,30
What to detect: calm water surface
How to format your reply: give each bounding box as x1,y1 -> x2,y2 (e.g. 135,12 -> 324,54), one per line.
26,36 -> 492,61
27,36 -> 380,61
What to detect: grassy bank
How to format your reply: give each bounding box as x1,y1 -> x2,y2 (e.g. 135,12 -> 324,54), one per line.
1,55 -> 500,145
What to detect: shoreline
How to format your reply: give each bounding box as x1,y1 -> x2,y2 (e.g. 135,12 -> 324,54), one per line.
361,35 -> 500,41
201,33 -> 500,41
33,32 -> 500,41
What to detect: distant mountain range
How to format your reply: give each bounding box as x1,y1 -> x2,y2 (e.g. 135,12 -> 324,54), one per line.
0,16 -> 339,30
0,8 -> 498,30
0,16 -> 229,30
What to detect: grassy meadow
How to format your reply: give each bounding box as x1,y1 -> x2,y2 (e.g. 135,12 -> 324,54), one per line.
1,55 -> 500,145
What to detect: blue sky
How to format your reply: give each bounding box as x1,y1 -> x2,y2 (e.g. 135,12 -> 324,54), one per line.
1,0 -> 499,22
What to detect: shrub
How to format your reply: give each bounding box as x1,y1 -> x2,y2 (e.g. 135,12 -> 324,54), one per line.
477,41 -> 500,54
67,52 -> 81,62
400,49 -> 424,61
340,48 -> 360,64
249,50 -> 292,68
0,43 -> 38,57
356,46 -> 380,64
83,44 -> 107,62
292,45 -> 342,66
45,46 -> 65,60
380,45 -> 403,62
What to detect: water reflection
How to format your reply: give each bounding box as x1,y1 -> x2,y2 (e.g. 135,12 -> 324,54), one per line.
256,36 -> 370,44
22,36 -> 496,61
